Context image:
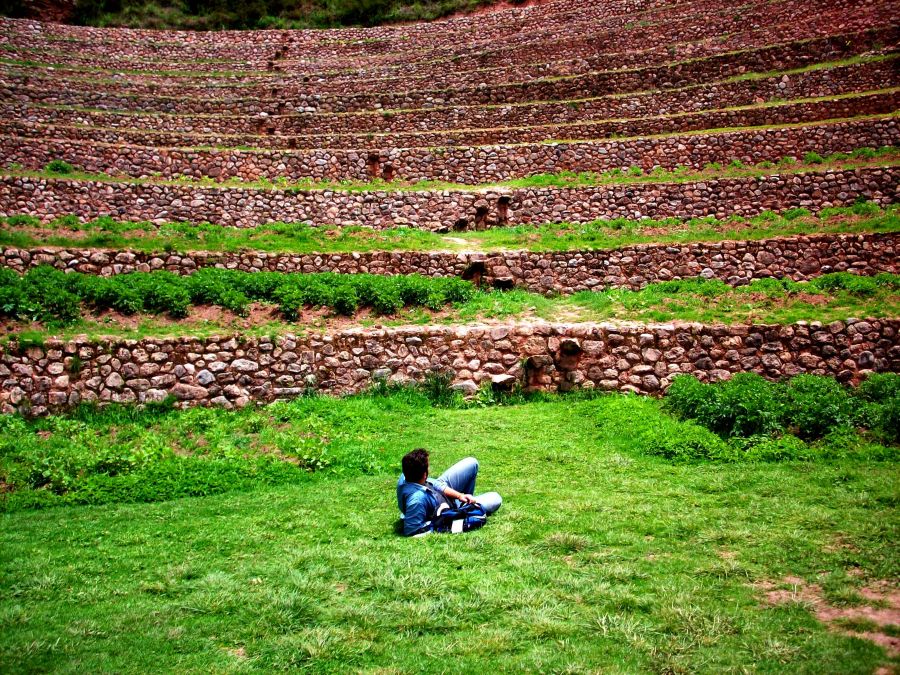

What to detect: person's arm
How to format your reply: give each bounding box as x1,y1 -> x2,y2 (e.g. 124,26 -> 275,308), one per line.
441,485 -> 477,504
403,494 -> 431,537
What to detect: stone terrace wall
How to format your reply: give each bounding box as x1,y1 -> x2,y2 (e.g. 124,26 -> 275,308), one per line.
1,0 -> 884,75
2,318 -> 897,415
10,91 -> 896,152
1,167 -> 896,229
4,232 -> 897,295
6,117 -> 897,185
6,27 -> 889,109
4,21 -> 891,91
5,58 -> 891,127
6,54 -> 894,118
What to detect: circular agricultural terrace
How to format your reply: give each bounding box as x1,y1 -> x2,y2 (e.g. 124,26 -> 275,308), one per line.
0,0 -> 898,413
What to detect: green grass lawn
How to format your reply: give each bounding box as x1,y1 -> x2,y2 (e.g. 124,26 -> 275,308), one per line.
1,394 -> 897,672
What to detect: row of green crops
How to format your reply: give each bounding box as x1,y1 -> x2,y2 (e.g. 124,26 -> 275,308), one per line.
0,266 -> 476,325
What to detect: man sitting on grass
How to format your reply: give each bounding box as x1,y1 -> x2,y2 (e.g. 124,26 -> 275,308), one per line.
396,448 -> 502,537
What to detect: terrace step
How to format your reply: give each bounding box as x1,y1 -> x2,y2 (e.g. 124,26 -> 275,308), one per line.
5,35 -> 896,113
3,317 -> 898,415
6,116 -> 897,185
5,57 -> 893,122
1,165 -> 896,229
4,232 -> 896,295
12,89 -> 895,149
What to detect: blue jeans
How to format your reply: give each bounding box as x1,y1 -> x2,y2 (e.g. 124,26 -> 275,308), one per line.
436,457 -> 502,515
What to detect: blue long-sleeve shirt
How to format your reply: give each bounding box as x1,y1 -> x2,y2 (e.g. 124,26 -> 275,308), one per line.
396,475 -> 448,537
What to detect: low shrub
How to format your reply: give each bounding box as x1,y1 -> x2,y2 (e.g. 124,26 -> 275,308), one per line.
739,434 -> 814,462
803,152 -> 825,165
45,160 -> 75,175
664,373 -> 900,454
783,207 -> 811,220
856,373 -> 900,443
666,373 -> 784,438
783,374 -> 858,440
641,418 -> 735,461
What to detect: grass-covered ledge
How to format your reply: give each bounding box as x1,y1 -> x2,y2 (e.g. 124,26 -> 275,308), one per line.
1,202 -> 895,255
7,145 -> 896,193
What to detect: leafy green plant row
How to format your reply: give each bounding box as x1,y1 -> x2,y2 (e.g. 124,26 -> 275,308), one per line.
645,372 -> 900,461
0,200 -> 895,258
0,266 -> 476,326
25,145 -> 898,193
1,268 -> 896,340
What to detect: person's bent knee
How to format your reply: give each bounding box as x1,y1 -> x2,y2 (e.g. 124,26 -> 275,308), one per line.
478,491 -> 502,514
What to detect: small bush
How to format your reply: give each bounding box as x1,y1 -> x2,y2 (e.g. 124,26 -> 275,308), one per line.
45,160 -> 75,175
420,370 -> 461,408
740,434 -> 813,462
855,373 -> 900,443
666,374 -> 784,439
803,152 -> 825,165
783,375 -> 857,440
4,214 -> 41,227
783,208 -> 811,220
852,147 -> 877,159
856,373 -> 900,403
642,419 -> 735,461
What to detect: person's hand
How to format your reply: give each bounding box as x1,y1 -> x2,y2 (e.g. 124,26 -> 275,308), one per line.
460,494 -> 478,505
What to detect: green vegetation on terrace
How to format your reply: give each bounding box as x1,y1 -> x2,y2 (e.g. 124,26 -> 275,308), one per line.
2,202 -> 897,255
7,145 -> 898,193
1,385 -> 897,670
451,273 -> 900,329
0,266 -> 476,325
663,372 -> 900,450
4,272 -> 897,343
1,373 -> 898,511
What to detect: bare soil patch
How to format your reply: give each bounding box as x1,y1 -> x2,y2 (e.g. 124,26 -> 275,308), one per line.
759,576 -> 900,657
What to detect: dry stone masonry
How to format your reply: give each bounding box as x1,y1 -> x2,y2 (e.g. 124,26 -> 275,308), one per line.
2,319 -> 897,415
4,117 -> 897,185
4,232 -> 897,294
2,167 -> 896,229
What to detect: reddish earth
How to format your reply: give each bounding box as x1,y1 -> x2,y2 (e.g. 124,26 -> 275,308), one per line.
758,576 -> 900,658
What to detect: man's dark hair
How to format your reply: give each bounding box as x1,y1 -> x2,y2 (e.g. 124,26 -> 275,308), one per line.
402,448 -> 429,482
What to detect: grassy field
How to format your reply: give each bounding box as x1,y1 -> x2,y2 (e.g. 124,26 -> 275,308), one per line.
1,392 -> 897,672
